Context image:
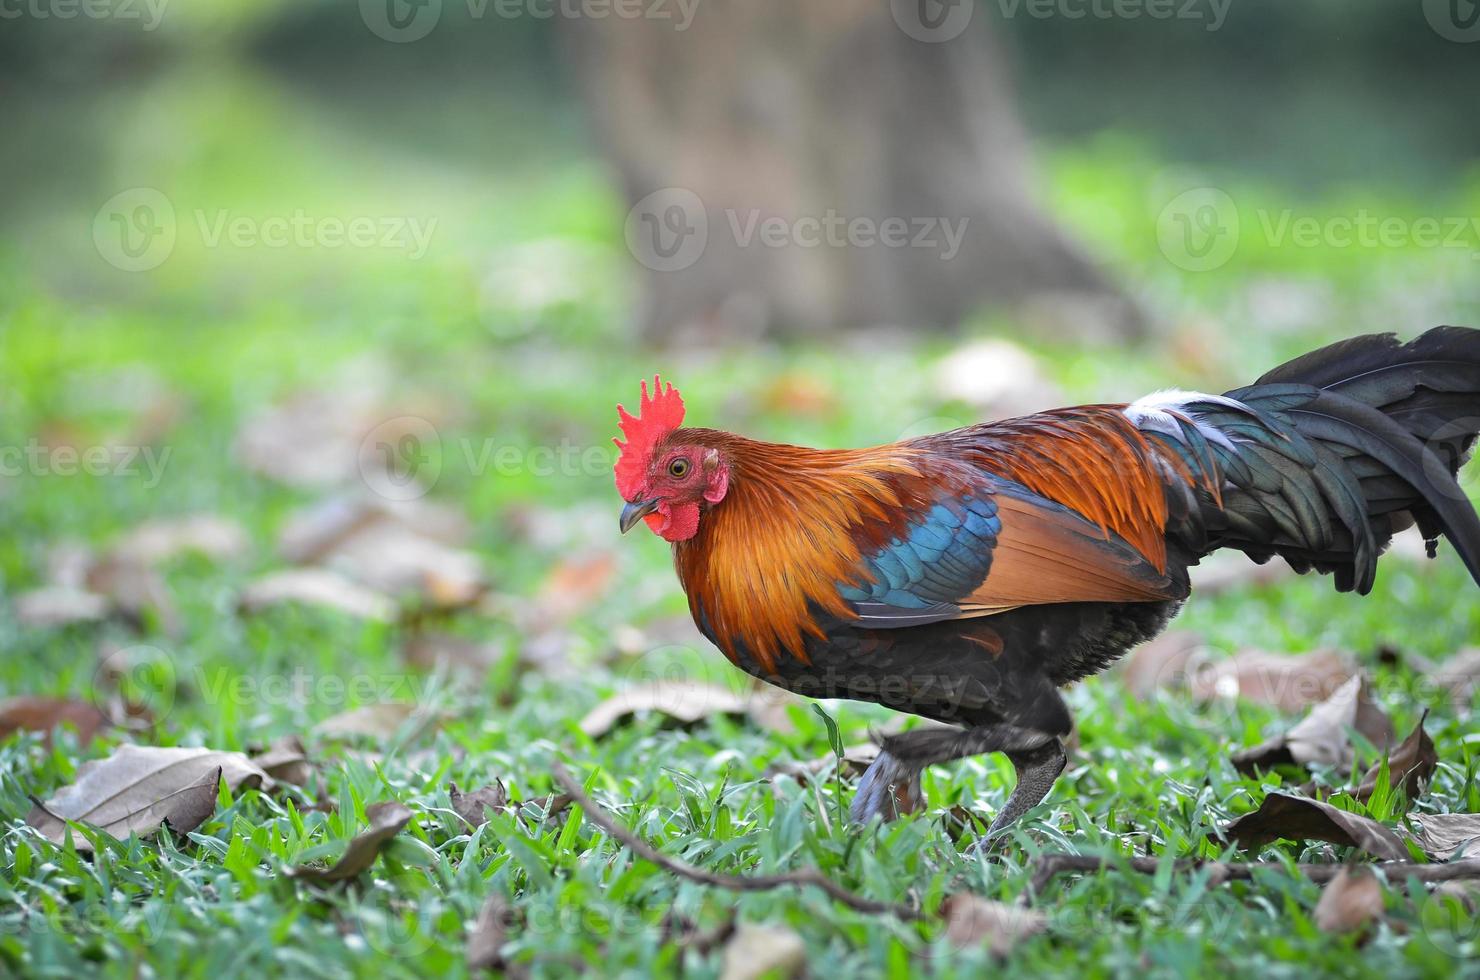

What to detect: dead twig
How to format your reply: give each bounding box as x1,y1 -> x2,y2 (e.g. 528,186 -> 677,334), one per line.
551,762 -> 919,919
1026,853 -> 1480,902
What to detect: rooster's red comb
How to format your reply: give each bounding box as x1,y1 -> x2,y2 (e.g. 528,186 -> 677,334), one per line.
614,376 -> 685,499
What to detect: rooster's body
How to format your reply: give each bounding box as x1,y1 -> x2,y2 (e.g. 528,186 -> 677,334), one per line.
615,328 -> 1480,833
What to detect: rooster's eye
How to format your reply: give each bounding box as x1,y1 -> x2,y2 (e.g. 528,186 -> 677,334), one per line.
668,458 -> 690,478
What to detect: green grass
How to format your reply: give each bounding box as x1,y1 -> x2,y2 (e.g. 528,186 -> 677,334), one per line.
3,79 -> 1480,978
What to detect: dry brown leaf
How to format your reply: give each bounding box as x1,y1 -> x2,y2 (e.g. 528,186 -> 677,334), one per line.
403,632 -> 502,673
940,894 -> 1048,955
1433,647 -> 1480,705
250,735 -> 314,787
26,745 -> 268,848
579,680 -> 789,738
288,801 -> 414,883
1188,553 -> 1292,595
85,555 -> 180,634
13,587 -> 111,629
466,895 -> 515,973
160,767 -> 227,836
1408,813 -> 1480,859
314,703 -> 423,740
1233,674 -> 1393,775
239,569 -> 397,621
1191,648 -> 1353,711
278,496 -> 397,564
322,523 -> 485,609
1222,792 -> 1408,860
449,782 -> 509,829
533,551 -> 617,623
0,697 -> 110,746
719,922 -> 806,980
758,373 -> 839,418
1356,715 -> 1436,805
1118,630 -> 1207,698
112,514 -> 250,566
1314,866 -> 1384,934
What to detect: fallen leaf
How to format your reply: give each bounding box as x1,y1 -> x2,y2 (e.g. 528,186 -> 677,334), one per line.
1221,792 -> 1408,860
160,766 -> 226,836
1356,714 -> 1436,805
85,555 -> 180,634
579,680 -> 788,738
1233,674 -> 1393,775
112,514 -> 250,566
719,922 -> 805,980
249,735 -> 314,787
1433,647 -> 1480,705
26,745 -> 268,848
758,373 -> 838,418
0,697 -> 110,746
321,523 -> 485,609
13,587 -> 110,629
466,895 -> 515,973
1408,813 -> 1480,859
239,569 -> 397,621
1189,553 -> 1292,595
403,631 -> 502,673
1118,630 -> 1206,697
449,782 -> 509,829
940,894 -> 1048,955
314,703 -> 423,740
1314,866 -> 1384,934
532,551 -> 616,623
1191,648 -> 1354,712
288,800 -> 414,883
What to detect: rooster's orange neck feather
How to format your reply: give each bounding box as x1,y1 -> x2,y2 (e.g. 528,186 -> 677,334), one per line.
672,432 -> 934,673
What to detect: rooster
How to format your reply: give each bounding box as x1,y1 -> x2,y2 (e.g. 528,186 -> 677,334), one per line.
614,328 -> 1480,835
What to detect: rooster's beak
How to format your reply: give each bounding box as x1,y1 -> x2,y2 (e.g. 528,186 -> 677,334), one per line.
619,497 -> 660,534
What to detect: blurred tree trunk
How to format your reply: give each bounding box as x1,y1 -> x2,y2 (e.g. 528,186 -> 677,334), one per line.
565,0 -> 1141,343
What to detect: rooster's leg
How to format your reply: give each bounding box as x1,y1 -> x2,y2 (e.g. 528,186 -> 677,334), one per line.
983,739 -> 1067,839
849,723 -> 1056,825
